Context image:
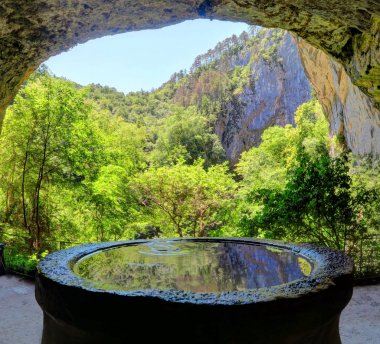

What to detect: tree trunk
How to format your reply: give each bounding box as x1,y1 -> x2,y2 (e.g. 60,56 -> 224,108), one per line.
32,120 -> 51,249
199,217 -> 205,237
22,136 -> 32,232
176,222 -> 183,237
4,158 -> 16,222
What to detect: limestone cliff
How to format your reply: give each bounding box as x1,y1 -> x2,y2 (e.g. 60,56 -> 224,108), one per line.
297,38 -> 380,156
214,30 -> 311,163
86,28 -> 311,164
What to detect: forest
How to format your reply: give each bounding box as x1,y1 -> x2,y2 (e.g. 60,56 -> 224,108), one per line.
0,28 -> 379,279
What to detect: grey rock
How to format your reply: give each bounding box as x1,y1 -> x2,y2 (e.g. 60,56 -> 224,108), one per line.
215,31 -> 311,163
36,238 -> 353,343
297,37 -> 380,156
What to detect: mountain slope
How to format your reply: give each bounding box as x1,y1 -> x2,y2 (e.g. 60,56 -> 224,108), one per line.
87,27 -> 312,163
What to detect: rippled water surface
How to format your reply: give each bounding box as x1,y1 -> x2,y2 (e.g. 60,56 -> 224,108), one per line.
73,241 -> 314,293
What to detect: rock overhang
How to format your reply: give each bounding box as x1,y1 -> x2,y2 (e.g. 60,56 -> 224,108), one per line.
0,0 -> 379,152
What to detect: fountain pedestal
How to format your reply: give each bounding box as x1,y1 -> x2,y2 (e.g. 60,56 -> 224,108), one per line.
36,238 -> 353,344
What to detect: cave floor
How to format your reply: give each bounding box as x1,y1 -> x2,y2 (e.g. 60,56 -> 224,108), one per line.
0,274 -> 379,344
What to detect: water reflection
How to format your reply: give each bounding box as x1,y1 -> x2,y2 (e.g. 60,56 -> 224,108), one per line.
139,241 -> 191,256
74,241 -> 313,293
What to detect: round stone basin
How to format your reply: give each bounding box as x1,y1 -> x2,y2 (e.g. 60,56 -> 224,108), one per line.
36,238 -> 353,344
73,241 -> 314,293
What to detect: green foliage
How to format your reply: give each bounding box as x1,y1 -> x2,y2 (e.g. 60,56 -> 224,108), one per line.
230,100 -> 326,236
4,251 -> 38,275
251,152 -> 354,249
234,98 -> 379,255
236,99 -> 328,191
151,106 -> 225,167
0,70 -> 93,248
349,156 -> 380,236
0,70 -> 148,246
229,65 -> 252,95
91,165 -> 136,241
4,250 -> 48,276
293,99 -> 329,157
131,160 -> 236,237
87,84 -> 175,123
237,125 -> 293,190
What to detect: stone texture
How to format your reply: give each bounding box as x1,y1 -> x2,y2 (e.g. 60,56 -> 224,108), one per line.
297,37 -> 380,156
1,274 -> 378,344
36,238 -> 353,343
0,1 -> 379,154
216,31 -> 311,163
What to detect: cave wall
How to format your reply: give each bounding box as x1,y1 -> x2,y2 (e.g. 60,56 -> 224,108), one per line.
0,0 -> 379,154
297,38 -> 380,156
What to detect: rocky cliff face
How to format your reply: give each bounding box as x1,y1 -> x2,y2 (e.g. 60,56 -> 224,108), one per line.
297,38 -> 380,156
214,27 -> 380,161
215,30 -> 311,163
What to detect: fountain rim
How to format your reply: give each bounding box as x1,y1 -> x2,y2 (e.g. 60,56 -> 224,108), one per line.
37,237 -> 353,305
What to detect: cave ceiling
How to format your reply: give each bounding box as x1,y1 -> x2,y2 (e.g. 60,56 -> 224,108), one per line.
0,1 -> 379,127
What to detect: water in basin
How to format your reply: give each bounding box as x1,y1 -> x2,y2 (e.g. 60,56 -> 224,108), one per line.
73,240 -> 314,293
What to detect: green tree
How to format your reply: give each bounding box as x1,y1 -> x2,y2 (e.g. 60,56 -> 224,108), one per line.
234,98 -> 368,250
233,99 -> 337,241
131,160 -> 236,237
91,165 -> 134,241
349,156 -> 380,237
251,152 -> 354,249
0,71 -> 93,248
152,106 -> 225,167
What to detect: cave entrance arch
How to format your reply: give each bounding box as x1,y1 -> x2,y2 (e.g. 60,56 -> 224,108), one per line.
0,1 -> 379,153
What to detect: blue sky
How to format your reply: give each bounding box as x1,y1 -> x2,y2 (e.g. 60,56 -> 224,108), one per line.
45,19 -> 249,94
